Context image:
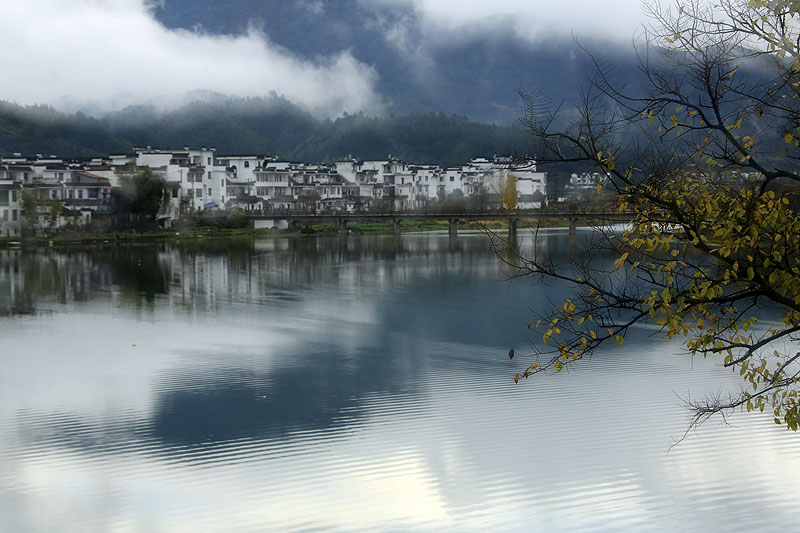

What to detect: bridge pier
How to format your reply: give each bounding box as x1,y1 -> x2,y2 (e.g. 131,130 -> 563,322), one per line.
569,217 -> 577,239
448,219 -> 458,238
338,219 -> 348,235
393,218 -> 402,236
508,217 -> 518,244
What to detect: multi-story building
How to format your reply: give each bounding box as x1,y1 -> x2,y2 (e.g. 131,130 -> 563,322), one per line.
63,171 -> 112,213
0,174 -> 21,236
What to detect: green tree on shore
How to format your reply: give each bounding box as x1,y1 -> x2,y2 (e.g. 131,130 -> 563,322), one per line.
111,167 -> 170,227
20,189 -> 37,234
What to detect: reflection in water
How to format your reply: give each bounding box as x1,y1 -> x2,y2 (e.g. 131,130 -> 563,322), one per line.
151,340 -> 418,447
1,231 -> 800,531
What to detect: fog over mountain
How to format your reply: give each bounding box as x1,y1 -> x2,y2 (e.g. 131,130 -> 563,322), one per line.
153,0 -> 643,123
0,0 -> 656,160
1,0 -> 381,118
0,0 -> 645,124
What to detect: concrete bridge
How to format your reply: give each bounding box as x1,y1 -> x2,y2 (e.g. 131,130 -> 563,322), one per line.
247,210 -> 636,240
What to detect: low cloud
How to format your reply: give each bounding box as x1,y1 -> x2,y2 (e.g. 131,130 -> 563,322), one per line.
368,0 -> 646,44
0,0 -> 382,117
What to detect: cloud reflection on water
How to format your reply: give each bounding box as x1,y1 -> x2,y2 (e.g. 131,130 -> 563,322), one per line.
2,233 -> 800,531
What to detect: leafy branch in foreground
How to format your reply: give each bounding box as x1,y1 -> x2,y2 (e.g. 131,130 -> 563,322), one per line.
506,0 -> 800,435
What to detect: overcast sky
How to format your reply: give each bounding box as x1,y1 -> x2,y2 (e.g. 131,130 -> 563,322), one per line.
0,0 -> 648,116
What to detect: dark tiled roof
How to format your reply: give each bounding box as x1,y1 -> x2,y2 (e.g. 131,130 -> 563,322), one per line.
75,170 -> 106,180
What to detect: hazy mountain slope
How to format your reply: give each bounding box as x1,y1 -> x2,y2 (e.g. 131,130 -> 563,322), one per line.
0,98 -> 531,166
0,103 -> 130,157
152,1 -> 638,123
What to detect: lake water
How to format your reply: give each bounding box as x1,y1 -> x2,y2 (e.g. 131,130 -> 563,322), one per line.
1,231 -> 799,532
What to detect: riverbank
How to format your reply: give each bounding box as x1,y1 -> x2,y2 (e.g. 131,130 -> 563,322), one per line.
0,216 -> 584,249
0,227 -> 276,249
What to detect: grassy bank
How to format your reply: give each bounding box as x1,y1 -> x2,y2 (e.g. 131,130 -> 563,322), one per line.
0,227 -> 280,249
0,216 -> 590,249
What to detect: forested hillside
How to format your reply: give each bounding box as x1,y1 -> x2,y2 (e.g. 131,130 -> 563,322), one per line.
0,97 -> 531,166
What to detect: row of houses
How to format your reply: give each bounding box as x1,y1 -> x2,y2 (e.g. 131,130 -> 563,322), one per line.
0,147 -> 547,236
133,147 -> 547,214
0,155 -> 116,236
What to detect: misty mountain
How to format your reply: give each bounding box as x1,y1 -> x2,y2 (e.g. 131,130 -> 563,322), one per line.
0,102 -> 130,157
0,97 -> 532,167
153,0 -> 639,123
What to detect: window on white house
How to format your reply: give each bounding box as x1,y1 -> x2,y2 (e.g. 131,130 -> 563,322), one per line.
12,210 -> 18,221
450,176 -> 455,182
244,161 -> 249,168
78,190 -> 83,199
